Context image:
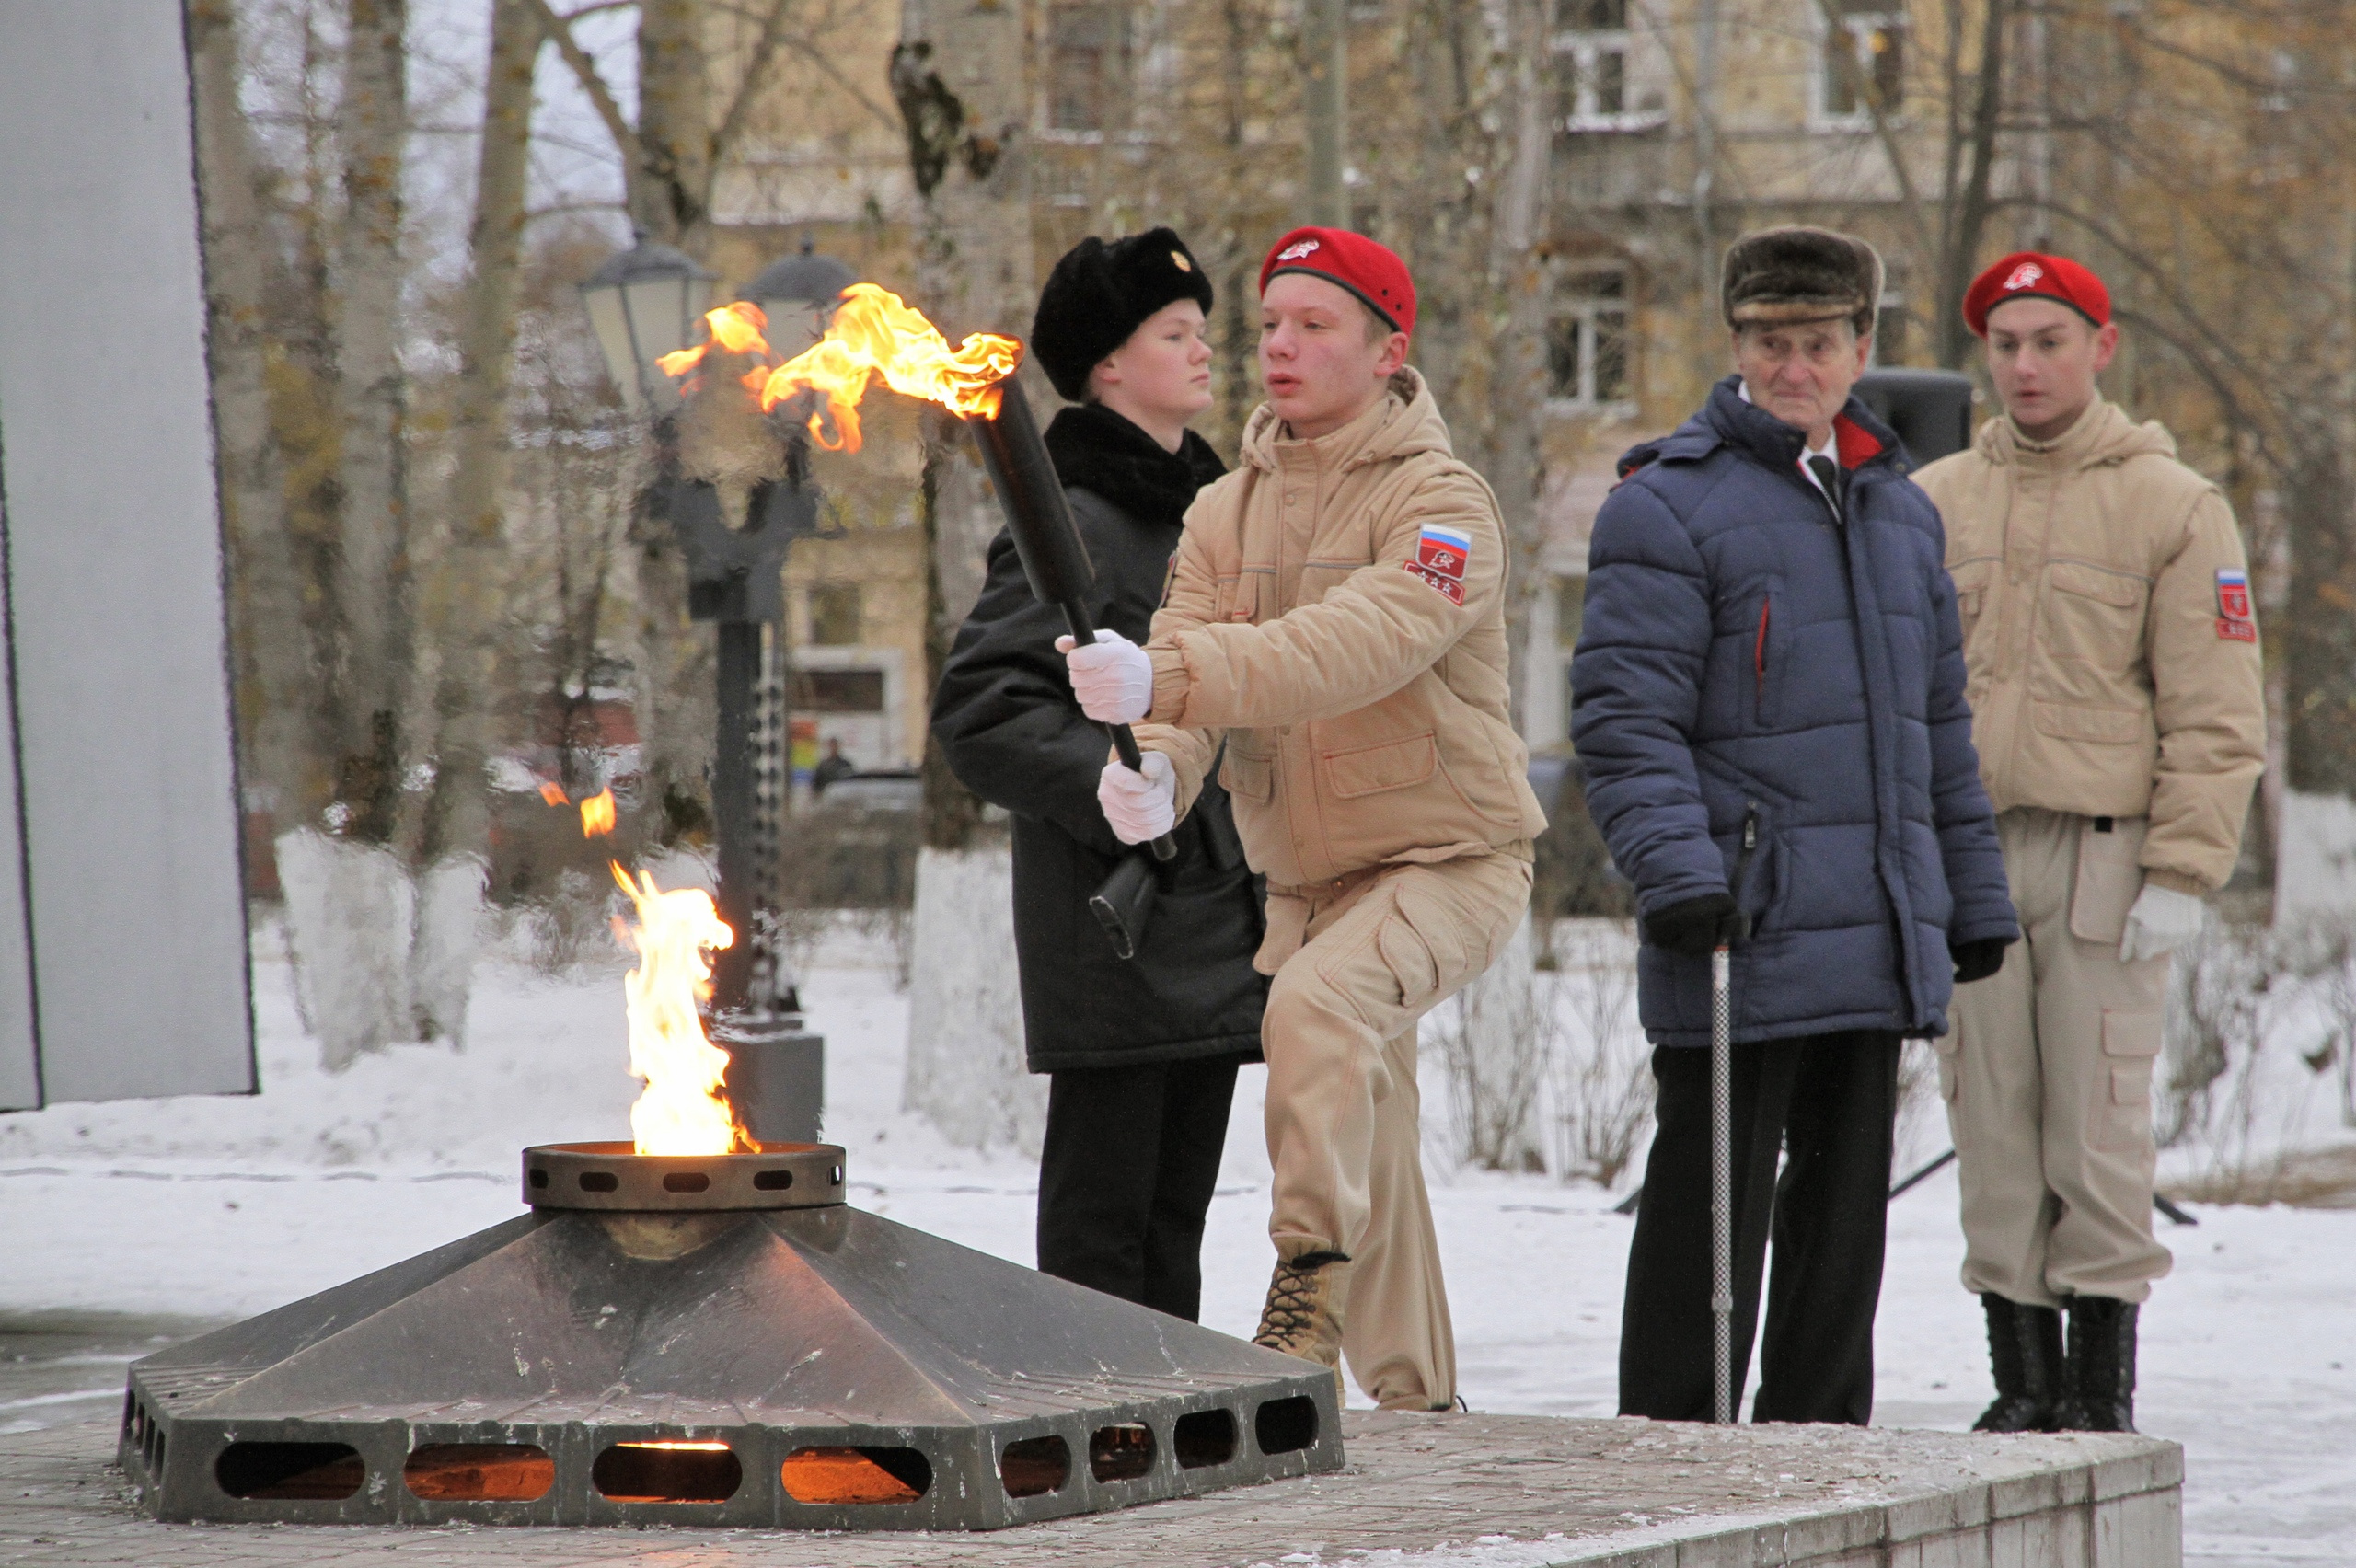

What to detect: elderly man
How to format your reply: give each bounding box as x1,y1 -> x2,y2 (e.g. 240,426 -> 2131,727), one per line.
1915,253 -> 2265,1435
1573,227 -> 2017,1424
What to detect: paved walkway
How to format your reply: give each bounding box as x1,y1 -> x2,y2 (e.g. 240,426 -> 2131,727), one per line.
5,1405 -> 2178,1567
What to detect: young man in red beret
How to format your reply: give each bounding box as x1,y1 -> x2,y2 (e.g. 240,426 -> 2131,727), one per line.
1916,252 -> 2265,1433
1059,227 -> 1547,1410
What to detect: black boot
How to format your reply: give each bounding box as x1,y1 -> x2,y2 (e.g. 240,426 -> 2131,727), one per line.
2059,1296 -> 2139,1433
1972,1294 -> 2064,1433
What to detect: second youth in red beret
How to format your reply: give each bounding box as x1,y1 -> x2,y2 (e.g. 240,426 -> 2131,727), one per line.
1963,251 -> 2112,338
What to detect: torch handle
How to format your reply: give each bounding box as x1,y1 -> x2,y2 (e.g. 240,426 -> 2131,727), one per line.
1059,599 -> 1177,863
965,378 -> 1176,863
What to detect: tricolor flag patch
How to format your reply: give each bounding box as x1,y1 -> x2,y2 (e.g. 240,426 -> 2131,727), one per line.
2216,567 -> 2256,641
2216,568 -> 2252,622
1405,524 -> 1472,605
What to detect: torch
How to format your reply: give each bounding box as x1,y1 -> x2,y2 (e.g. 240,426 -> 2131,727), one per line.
964,377 -> 1178,864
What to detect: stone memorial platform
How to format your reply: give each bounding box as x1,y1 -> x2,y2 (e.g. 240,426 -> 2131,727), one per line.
2,1408 -> 2179,1567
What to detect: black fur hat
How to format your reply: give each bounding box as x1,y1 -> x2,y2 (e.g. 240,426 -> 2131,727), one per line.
1031,228 -> 1216,402
1721,226 -> 1883,334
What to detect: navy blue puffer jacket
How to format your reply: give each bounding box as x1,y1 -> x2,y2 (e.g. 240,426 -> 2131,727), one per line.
1572,377 -> 2016,1047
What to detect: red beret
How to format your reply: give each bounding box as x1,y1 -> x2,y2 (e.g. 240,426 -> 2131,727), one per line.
1260,226 -> 1416,337
1964,251 -> 2111,338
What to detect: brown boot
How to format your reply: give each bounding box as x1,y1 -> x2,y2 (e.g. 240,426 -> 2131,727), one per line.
1253,1251 -> 1351,1398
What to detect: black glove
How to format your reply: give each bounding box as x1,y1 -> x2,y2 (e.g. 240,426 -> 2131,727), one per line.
1950,936 -> 2011,985
1641,892 -> 1744,956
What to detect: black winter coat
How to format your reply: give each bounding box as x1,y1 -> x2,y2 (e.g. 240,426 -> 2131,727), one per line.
932,405 -> 1267,1073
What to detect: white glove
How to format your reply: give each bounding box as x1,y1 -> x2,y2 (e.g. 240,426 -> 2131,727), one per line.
1057,628 -> 1154,724
2119,882 -> 2206,963
1098,751 -> 1175,844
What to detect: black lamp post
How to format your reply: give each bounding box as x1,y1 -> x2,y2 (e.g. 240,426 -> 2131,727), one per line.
581,233 -> 845,1144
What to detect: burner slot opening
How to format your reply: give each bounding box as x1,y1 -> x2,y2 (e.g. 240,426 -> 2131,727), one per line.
780,1445 -> 931,1504
1173,1408 -> 1238,1469
662,1171 -> 711,1193
577,1171 -> 620,1193
215,1441 -> 366,1500
997,1435 -> 1069,1498
1087,1423 -> 1155,1482
1253,1395 -> 1319,1455
404,1443 -> 555,1501
752,1168 -> 795,1190
592,1441 -> 742,1503
528,1168 -> 549,1189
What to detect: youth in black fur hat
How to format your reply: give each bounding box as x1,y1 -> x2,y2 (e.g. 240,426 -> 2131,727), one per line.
1721,226 -> 1884,335
1031,227 -> 1217,402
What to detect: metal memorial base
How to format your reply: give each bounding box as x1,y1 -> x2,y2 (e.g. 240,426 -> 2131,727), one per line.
716,1015 -> 825,1145
117,1144 -> 1341,1529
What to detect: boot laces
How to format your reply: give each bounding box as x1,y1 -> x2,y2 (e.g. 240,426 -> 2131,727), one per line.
1254,1253 -> 1342,1348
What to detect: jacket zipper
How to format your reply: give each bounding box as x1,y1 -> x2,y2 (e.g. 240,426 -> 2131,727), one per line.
1753,599 -> 1771,722
1730,803 -> 1761,941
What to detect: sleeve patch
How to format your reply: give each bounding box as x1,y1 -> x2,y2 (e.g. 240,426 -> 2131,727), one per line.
2216,568 -> 2252,621
1403,560 -> 1466,605
1415,523 -> 1472,582
2216,617 -> 2258,643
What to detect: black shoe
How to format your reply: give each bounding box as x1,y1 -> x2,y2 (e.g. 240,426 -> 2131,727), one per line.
2057,1296 -> 2139,1433
1972,1294 -> 2064,1433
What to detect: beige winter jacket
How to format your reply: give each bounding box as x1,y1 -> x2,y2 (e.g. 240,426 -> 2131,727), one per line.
1914,398 -> 2265,895
1136,368 -> 1548,893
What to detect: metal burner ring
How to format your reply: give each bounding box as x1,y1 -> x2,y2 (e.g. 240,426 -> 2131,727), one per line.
523,1141 -> 846,1212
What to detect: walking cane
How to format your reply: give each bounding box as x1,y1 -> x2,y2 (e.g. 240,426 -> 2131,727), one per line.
1710,940 -> 1734,1425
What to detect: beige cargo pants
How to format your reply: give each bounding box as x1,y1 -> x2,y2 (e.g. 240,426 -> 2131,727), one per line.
1939,807 -> 2174,1307
1257,847 -> 1532,1411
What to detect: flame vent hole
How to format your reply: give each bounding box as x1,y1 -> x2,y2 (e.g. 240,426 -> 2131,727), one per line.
592,1442 -> 742,1503
1087,1423 -> 1156,1482
404,1444 -> 555,1502
215,1441 -> 366,1500
752,1169 -> 795,1191
528,1168 -> 549,1189
661,1170 -> 711,1193
1174,1408 -> 1239,1469
997,1435 -> 1070,1498
1254,1395 -> 1319,1456
578,1171 -> 620,1193
780,1446 -> 931,1504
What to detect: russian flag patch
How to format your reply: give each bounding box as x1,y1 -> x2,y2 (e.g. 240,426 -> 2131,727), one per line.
2216,567 -> 2255,640
1405,524 -> 1472,605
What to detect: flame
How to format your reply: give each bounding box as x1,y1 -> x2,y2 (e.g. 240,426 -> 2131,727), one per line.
580,788 -> 617,837
537,780 -> 569,807
620,1441 -> 732,1452
609,864 -> 756,1157
656,302 -> 773,380
756,283 -> 1021,452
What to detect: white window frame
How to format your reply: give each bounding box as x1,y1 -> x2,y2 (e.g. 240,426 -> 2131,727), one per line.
1553,8 -> 1663,134
1545,267 -> 1635,414
1812,3 -> 1907,132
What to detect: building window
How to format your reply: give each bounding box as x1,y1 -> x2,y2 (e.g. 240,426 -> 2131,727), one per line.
1048,3 -> 1126,134
808,583 -> 861,646
1553,0 -> 1661,133
1547,266 -> 1633,409
791,668 -> 886,713
1819,0 -> 1905,122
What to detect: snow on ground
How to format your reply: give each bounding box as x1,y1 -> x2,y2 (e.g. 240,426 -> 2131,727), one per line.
2,917 -> 2350,1564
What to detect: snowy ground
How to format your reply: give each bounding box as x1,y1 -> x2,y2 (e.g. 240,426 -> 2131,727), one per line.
2,917 -> 2350,1565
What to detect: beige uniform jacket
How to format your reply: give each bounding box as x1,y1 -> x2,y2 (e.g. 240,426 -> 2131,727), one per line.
1913,398 -> 2264,895
1136,368 -> 1548,893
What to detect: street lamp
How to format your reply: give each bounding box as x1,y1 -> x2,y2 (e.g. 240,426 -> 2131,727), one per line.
577,236 -> 713,414
579,231 -> 839,1145
749,237 -> 856,358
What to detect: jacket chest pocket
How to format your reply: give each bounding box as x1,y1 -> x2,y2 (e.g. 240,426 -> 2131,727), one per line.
1214,569 -> 1276,625
2038,560 -> 2149,669
1949,559 -> 1996,651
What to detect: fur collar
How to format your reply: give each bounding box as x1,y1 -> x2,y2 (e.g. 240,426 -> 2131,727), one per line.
1043,403 -> 1226,528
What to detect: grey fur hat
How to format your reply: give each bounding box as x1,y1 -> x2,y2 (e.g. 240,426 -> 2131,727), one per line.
1721,226 -> 1883,333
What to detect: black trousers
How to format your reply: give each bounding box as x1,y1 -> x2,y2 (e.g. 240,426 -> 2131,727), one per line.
1618,1031 -> 1901,1425
1036,1057 -> 1242,1322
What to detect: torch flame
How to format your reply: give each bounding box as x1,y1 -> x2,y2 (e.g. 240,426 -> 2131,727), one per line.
537,780 -> 569,807
609,864 -> 756,1157
655,302 -> 774,380
580,788 -> 617,837
756,283 -> 1021,452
